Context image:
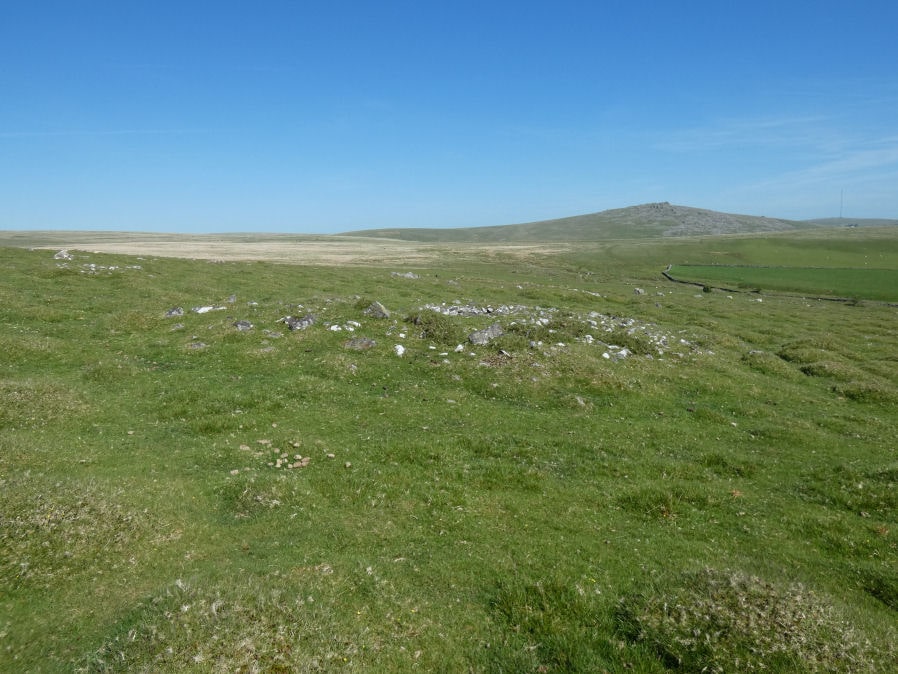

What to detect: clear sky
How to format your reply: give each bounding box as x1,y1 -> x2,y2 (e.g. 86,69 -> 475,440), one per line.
2,1 -> 897,233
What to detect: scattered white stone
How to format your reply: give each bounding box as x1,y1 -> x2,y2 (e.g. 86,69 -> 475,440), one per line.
394,344 -> 406,357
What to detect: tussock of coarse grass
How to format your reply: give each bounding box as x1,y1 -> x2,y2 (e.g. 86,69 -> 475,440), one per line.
78,575 -> 345,672
0,478 -> 157,591
0,378 -> 89,429
858,566 -> 898,612
81,359 -> 142,383
798,463 -> 898,521
741,349 -> 802,378
617,485 -> 712,520
215,471 -> 299,520
702,451 -> 757,478
404,310 -> 464,345
0,333 -> 67,367
800,360 -> 863,381
777,336 -> 845,364
79,569 -> 438,673
475,578 -> 612,672
615,568 -> 884,673
778,345 -> 833,365
832,380 -> 897,404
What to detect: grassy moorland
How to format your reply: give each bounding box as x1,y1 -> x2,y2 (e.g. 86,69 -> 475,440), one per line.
1,228 -> 897,672
667,266 -> 898,302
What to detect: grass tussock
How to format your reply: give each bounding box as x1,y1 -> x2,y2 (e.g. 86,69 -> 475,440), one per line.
617,485 -> 711,520
0,378 -> 89,429
615,568 -> 885,673
405,310 -> 464,345
78,576 -> 348,672
800,360 -> 863,381
0,478 -> 155,591
741,350 -> 803,379
478,578 -> 610,672
833,380 -> 897,404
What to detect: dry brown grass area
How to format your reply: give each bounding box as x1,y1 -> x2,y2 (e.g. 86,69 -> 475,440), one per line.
56,239 -> 439,265
6,231 -> 572,265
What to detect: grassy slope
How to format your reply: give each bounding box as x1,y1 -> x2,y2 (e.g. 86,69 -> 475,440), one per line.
1,232 -> 897,672
667,266 -> 898,302
339,203 -> 813,242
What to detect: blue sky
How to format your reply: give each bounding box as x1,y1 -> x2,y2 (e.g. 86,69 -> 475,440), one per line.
2,1 -> 897,233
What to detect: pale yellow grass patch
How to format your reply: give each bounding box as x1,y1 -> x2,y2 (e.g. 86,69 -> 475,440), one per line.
16,231 -> 572,265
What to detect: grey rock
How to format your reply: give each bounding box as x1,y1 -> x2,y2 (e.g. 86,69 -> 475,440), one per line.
234,320 -> 254,331
165,307 -> 185,317
364,301 -> 391,319
344,337 -> 377,350
391,271 -> 419,279
281,314 -> 316,331
634,288 -> 646,295
54,249 -> 73,260
468,323 -> 504,346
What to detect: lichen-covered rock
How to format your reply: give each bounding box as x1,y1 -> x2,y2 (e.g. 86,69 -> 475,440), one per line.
280,314 -> 316,331
344,337 -> 377,350
468,323 -> 504,346
364,301 -> 391,319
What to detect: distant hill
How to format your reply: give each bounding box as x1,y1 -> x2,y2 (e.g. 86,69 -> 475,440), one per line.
341,202 -> 816,242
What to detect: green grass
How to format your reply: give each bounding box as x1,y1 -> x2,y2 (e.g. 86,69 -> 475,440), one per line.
1,232 -> 897,672
668,264 -> 898,302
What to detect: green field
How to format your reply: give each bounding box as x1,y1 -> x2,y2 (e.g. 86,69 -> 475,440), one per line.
1,230 -> 897,672
667,265 -> 898,302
